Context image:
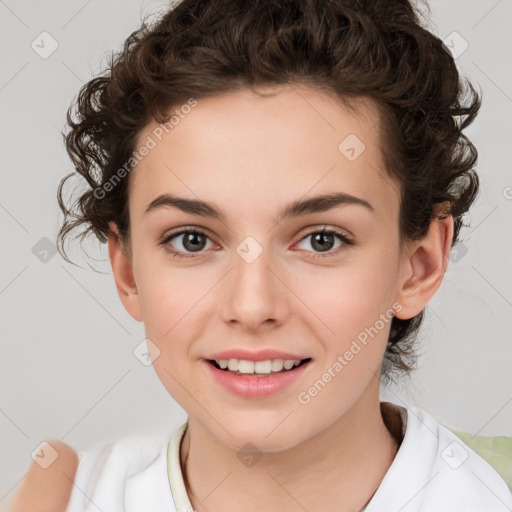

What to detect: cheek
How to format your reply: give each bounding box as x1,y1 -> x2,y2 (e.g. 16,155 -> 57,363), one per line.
134,262 -> 214,359
134,249 -> 194,331
293,248 -> 399,378
301,249 -> 397,329
135,231 -> 399,347
135,266 -> 206,406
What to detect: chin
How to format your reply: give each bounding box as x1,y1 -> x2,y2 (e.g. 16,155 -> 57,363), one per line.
209,417 -> 309,454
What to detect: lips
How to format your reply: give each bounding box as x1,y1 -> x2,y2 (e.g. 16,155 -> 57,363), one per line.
204,357 -> 312,398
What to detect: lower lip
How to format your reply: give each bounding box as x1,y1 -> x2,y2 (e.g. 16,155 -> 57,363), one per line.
204,360 -> 311,398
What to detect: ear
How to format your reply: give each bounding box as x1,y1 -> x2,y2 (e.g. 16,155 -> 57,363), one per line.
394,214 -> 454,320
107,222 -> 143,322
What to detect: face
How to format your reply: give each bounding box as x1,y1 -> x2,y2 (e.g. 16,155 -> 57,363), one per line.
112,85 -> 413,452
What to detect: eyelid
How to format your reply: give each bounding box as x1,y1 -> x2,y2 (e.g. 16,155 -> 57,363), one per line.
160,226 -> 219,250
160,224 -> 354,259
161,224 -> 352,243
160,225 -> 215,241
296,223 -> 353,241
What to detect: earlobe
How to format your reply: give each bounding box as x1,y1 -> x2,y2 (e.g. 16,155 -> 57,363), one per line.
107,222 -> 143,322
395,215 -> 454,320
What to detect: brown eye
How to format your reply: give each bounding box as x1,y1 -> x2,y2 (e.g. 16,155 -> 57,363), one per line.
295,228 -> 354,258
160,228 -> 215,259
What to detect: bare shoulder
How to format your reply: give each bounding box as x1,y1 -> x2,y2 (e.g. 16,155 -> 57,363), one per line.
8,440 -> 79,512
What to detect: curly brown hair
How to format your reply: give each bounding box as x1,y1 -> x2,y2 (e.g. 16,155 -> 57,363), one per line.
57,0 -> 482,387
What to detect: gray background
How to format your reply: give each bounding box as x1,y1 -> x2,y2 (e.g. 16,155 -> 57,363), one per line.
1,0 -> 511,507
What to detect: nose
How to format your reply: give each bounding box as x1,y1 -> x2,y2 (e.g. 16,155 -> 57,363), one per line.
220,239 -> 289,331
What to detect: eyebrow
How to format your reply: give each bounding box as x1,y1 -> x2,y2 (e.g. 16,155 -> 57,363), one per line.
144,191 -> 374,223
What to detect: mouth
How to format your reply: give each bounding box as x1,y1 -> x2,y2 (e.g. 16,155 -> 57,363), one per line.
204,357 -> 313,398
207,357 -> 312,377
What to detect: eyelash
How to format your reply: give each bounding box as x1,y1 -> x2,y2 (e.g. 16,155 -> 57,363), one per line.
159,226 -> 354,260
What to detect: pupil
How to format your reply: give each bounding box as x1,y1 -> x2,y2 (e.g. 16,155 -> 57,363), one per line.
312,233 -> 333,252
184,232 -> 205,252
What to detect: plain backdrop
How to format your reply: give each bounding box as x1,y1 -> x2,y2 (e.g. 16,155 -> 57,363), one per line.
1,0 -> 511,506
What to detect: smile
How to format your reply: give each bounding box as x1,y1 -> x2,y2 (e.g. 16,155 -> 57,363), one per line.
210,358 -> 311,375
204,358 -> 312,398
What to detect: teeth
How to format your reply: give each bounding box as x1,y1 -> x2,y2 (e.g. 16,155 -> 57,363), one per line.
216,358 -> 303,374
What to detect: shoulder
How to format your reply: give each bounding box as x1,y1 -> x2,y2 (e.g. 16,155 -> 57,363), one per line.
407,406 -> 512,511
368,404 -> 512,512
65,434 -> 172,512
9,440 -> 79,512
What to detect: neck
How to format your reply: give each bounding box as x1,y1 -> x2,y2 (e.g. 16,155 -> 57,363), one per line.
179,388 -> 402,512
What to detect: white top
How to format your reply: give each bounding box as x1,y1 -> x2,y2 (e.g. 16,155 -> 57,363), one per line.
65,402 -> 512,512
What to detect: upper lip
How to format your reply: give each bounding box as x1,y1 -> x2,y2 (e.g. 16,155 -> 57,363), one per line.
206,349 -> 311,362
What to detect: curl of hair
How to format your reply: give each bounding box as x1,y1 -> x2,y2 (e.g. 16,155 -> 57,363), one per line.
57,0 -> 482,386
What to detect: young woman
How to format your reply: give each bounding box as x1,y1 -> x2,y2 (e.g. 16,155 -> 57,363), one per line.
10,0 -> 512,511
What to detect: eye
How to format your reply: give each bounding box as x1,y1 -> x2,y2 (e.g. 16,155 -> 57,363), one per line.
159,226 -> 354,260
159,228 -> 216,259
295,227 -> 354,259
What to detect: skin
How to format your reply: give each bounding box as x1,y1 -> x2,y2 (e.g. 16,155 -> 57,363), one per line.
107,84 -> 453,512
8,441 -> 79,512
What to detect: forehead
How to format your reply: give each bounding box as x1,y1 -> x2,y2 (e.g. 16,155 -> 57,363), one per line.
128,85 -> 398,223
